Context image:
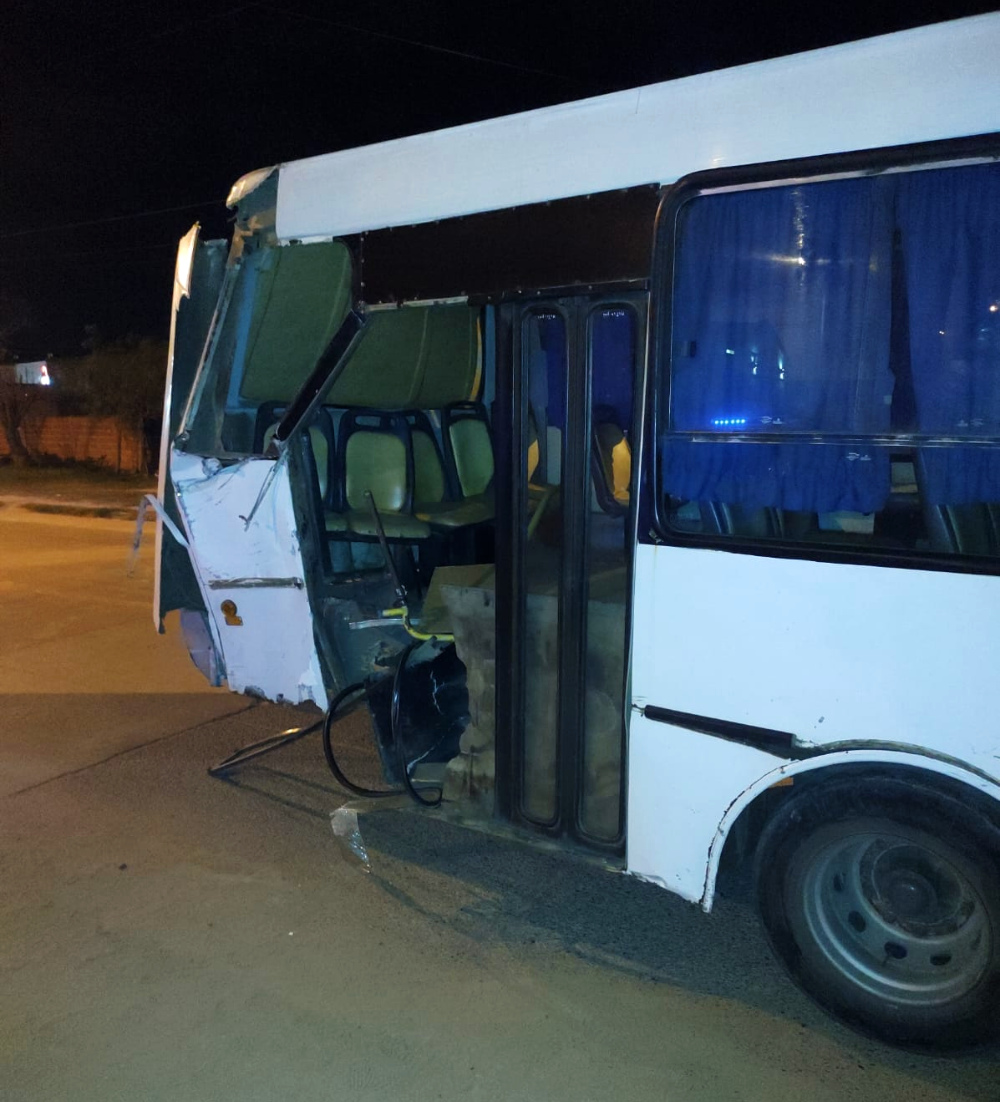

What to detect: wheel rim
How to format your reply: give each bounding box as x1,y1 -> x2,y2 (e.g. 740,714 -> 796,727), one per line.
791,824 -> 992,1008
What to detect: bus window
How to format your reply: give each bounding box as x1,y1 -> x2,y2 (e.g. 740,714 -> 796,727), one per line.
659,161 -> 1000,561
519,309 -> 567,826
579,305 -> 635,843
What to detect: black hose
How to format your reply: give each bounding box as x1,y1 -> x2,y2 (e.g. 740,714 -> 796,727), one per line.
322,659 -> 444,806
321,681 -> 400,798
212,671 -> 442,805
391,642 -> 443,808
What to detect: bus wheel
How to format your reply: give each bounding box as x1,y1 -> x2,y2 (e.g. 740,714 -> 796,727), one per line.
755,778 -> 1000,1048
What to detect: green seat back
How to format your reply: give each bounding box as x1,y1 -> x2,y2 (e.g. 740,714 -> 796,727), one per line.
309,426 -> 331,502
345,432 -> 407,512
263,422 -> 330,501
413,430 -> 446,504
450,418 -> 493,497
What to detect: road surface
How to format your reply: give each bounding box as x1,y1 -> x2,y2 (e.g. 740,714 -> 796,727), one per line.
0,507 -> 995,1101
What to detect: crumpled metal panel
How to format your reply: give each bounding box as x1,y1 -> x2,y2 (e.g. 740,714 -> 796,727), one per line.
154,230 -> 228,630
226,165 -> 277,210
172,449 -> 326,705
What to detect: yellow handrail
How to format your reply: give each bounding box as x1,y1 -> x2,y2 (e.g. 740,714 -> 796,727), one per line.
380,605 -> 455,643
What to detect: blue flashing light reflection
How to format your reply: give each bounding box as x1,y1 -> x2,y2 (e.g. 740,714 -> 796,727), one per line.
711,417 -> 748,427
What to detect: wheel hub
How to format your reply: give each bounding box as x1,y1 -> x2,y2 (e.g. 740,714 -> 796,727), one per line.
885,871 -> 935,919
862,841 -> 972,936
792,825 -> 993,1009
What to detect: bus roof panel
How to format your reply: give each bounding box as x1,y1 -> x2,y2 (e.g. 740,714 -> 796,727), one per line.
274,14 -> 1000,241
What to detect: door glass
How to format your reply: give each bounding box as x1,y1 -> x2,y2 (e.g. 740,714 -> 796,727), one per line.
579,306 -> 634,841
519,310 -> 566,824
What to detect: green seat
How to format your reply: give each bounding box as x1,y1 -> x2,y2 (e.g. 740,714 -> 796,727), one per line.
414,492 -> 495,529
347,510 -> 431,539
413,425 -> 448,505
408,410 -> 493,531
448,417 -> 493,497
433,402 -> 496,529
255,403 -> 344,533
337,410 -> 430,541
262,421 -> 332,502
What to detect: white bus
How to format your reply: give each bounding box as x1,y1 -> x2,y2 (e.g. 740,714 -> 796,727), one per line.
153,14 -> 1000,1047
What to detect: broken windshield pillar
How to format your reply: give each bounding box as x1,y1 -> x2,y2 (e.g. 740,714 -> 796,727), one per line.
271,309 -> 366,452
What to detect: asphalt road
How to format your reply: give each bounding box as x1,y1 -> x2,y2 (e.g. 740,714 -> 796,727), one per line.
1,507 -> 996,1101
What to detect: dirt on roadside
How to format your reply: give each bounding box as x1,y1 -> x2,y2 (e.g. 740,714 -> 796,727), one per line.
0,463 -> 156,518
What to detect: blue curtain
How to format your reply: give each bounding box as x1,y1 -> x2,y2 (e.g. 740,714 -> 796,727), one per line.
663,441 -> 888,513
897,164 -> 1000,504
664,178 -> 895,513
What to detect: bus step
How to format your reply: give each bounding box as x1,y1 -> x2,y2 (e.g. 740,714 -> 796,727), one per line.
410,762 -> 448,786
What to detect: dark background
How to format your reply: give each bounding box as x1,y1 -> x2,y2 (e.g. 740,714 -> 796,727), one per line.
1,1 -> 992,356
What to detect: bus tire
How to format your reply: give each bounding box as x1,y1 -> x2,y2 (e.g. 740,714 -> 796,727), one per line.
755,776 -> 1000,1048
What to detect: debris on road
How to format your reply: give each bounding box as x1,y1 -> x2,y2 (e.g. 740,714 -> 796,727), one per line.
330,805 -> 372,873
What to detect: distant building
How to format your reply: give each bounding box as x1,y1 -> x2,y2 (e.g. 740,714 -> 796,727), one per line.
0,360 -> 52,386
14,360 -> 52,386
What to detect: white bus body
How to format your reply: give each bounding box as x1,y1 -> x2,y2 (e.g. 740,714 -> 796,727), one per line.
156,15 -> 1000,1045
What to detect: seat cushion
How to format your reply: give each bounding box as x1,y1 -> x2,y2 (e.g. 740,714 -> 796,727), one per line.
414,493 -> 494,529
345,510 -> 431,540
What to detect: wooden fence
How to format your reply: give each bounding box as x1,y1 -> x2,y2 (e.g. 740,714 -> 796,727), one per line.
0,415 -> 145,472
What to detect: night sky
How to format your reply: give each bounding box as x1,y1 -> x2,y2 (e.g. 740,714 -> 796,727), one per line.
2,0 -> 991,357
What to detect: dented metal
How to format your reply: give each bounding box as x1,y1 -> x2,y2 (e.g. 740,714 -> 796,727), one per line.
206,577 -> 304,589
169,450 -> 326,705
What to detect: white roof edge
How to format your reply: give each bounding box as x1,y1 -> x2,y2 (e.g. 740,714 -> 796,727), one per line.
226,165 -> 277,209
268,14 -> 1000,241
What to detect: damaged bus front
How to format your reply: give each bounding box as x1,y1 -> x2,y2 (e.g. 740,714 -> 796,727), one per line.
156,172 -> 332,704
156,170 -> 495,803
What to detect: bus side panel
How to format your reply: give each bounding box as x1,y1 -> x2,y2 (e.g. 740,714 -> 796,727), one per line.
626,720 -> 1000,909
626,711 -> 781,903
629,543 -> 1000,780
171,449 -> 326,705
626,542 -> 1000,902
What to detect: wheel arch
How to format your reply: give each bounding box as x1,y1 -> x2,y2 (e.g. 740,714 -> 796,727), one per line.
703,749 -> 1000,911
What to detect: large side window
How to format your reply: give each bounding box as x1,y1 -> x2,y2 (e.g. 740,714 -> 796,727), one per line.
659,160 -> 1000,560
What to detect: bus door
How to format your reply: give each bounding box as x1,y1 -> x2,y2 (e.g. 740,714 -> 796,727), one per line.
496,296 -> 645,852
